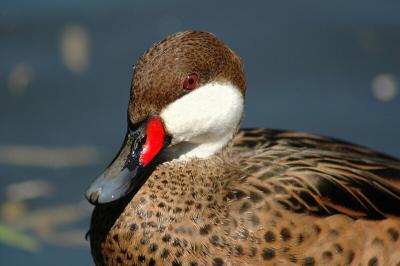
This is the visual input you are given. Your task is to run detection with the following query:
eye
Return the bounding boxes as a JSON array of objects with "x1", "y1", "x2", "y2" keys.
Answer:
[{"x1": 183, "y1": 73, "x2": 199, "y2": 90}]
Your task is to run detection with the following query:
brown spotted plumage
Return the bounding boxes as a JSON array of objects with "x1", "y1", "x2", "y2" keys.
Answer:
[{"x1": 87, "y1": 31, "x2": 400, "y2": 266}]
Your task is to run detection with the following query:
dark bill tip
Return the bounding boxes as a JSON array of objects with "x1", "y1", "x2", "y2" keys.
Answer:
[
  {"x1": 85, "y1": 117, "x2": 169, "y2": 205},
  {"x1": 85, "y1": 168, "x2": 138, "y2": 204}
]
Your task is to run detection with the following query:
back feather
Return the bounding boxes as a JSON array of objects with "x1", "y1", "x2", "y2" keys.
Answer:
[{"x1": 233, "y1": 129, "x2": 400, "y2": 219}]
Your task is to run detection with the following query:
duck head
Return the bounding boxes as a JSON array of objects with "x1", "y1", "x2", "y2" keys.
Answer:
[{"x1": 86, "y1": 31, "x2": 246, "y2": 204}]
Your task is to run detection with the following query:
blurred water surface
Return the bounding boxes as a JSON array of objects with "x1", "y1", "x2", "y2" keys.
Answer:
[{"x1": 1, "y1": 1, "x2": 400, "y2": 265}]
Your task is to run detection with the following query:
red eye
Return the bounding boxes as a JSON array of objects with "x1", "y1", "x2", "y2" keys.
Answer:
[{"x1": 183, "y1": 73, "x2": 199, "y2": 90}]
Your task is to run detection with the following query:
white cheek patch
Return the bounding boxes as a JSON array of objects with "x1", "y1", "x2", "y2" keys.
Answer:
[{"x1": 160, "y1": 82, "x2": 243, "y2": 159}]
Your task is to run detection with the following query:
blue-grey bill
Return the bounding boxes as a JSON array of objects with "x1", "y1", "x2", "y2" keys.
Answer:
[
  {"x1": 85, "y1": 128, "x2": 143, "y2": 205},
  {"x1": 85, "y1": 167, "x2": 137, "y2": 204}
]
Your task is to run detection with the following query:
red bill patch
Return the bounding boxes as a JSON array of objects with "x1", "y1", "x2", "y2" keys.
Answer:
[{"x1": 140, "y1": 117, "x2": 165, "y2": 166}]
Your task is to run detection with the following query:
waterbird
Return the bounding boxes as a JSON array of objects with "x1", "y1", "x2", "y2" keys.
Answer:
[{"x1": 86, "y1": 31, "x2": 400, "y2": 266}]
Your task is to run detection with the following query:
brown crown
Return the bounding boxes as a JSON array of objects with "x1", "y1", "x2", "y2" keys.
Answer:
[{"x1": 128, "y1": 31, "x2": 246, "y2": 124}]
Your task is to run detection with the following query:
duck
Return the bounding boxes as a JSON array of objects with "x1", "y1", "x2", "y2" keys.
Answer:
[{"x1": 85, "y1": 31, "x2": 400, "y2": 266}]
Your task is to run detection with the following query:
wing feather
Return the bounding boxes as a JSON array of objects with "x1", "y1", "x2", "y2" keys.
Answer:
[{"x1": 233, "y1": 128, "x2": 400, "y2": 219}]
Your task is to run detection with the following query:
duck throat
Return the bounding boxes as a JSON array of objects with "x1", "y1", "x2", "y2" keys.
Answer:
[
  {"x1": 160, "y1": 82, "x2": 244, "y2": 161},
  {"x1": 164, "y1": 133, "x2": 235, "y2": 160}
]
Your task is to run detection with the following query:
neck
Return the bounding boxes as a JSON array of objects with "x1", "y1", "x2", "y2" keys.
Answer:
[
  {"x1": 148, "y1": 156, "x2": 236, "y2": 201},
  {"x1": 165, "y1": 132, "x2": 236, "y2": 161}
]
